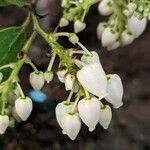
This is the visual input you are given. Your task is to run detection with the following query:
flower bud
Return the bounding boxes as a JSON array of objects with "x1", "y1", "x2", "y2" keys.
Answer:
[
  {"x1": 0, "y1": 115, "x2": 9, "y2": 134},
  {"x1": 69, "y1": 33, "x2": 79, "y2": 45},
  {"x1": 65, "y1": 74, "x2": 76, "y2": 91},
  {"x1": 102, "y1": 27, "x2": 119, "y2": 47},
  {"x1": 0, "y1": 72, "x2": 3, "y2": 82},
  {"x1": 57, "y1": 69, "x2": 68, "y2": 83},
  {"x1": 59, "y1": 18, "x2": 69, "y2": 27},
  {"x1": 61, "y1": 113, "x2": 81, "y2": 140},
  {"x1": 105, "y1": 74, "x2": 123, "y2": 108},
  {"x1": 121, "y1": 30, "x2": 134, "y2": 46},
  {"x1": 126, "y1": 15, "x2": 147, "y2": 38},
  {"x1": 29, "y1": 71, "x2": 45, "y2": 91},
  {"x1": 78, "y1": 97, "x2": 100, "y2": 131},
  {"x1": 55, "y1": 101, "x2": 73, "y2": 129},
  {"x1": 81, "y1": 51, "x2": 100, "y2": 64},
  {"x1": 99, "y1": 105, "x2": 112, "y2": 129},
  {"x1": 44, "y1": 71, "x2": 53, "y2": 83},
  {"x1": 98, "y1": 0, "x2": 113, "y2": 16},
  {"x1": 15, "y1": 96, "x2": 33, "y2": 121},
  {"x1": 74, "y1": 20, "x2": 86, "y2": 33},
  {"x1": 97, "y1": 22, "x2": 107, "y2": 39},
  {"x1": 107, "y1": 41, "x2": 120, "y2": 51},
  {"x1": 77, "y1": 62, "x2": 107, "y2": 99}
]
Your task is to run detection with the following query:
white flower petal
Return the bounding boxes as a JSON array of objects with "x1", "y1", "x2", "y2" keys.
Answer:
[
  {"x1": 77, "y1": 62, "x2": 107, "y2": 99},
  {"x1": 0, "y1": 115, "x2": 9, "y2": 134},
  {"x1": 59, "y1": 18, "x2": 69, "y2": 27},
  {"x1": 65, "y1": 74, "x2": 76, "y2": 91},
  {"x1": 15, "y1": 97, "x2": 33, "y2": 121},
  {"x1": 99, "y1": 105, "x2": 112, "y2": 129},
  {"x1": 55, "y1": 101, "x2": 73, "y2": 128},
  {"x1": 105, "y1": 74, "x2": 123, "y2": 108},
  {"x1": 78, "y1": 97, "x2": 100, "y2": 131},
  {"x1": 102, "y1": 27, "x2": 119, "y2": 47},
  {"x1": 29, "y1": 71, "x2": 45, "y2": 91},
  {"x1": 57, "y1": 69, "x2": 68, "y2": 83},
  {"x1": 126, "y1": 15, "x2": 147, "y2": 38},
  {"x1": 81, "y1": 51, "x2": 100, "y2": 64},
  {"x1": 74, "y1": 20, "x2": 86, "y2": 33},
  {"x1": 107, "y1": 41, "x2": 120, "y2": 51},
  {"x1": 44, "y1": 71, "x2": 53, "y2": 83},
  {"x1": 97, "y1": 22, "x2": 107, "y2": 40},
  {"x1": 98, "y1": 0, "x2": 113, "y2": 16},
  {"x1": 61, "y1": 113, "x2": 81, "y2": 140},
  {"x1": 121, "y1": 30, "x2": 134, "y2": 46}
]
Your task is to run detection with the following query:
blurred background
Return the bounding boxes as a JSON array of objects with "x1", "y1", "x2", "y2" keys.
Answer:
[{"x1": 0, "y1": 0, "x2": 150, "y2": 149}]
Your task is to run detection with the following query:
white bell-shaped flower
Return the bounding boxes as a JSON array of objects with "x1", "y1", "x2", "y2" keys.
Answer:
[
  {"x1": 98, "y1": 0, "x2": 113, "y2": 16},
  {"x1": 126, "y1": 15, "x2": 147, "y2": 38},
  {"x1": 44, "y1": 71, "x2": 53, "y2": 83},
  {"x1": 55, "y1": 101, "x2": 73, "y2": 128},
  {"x1": 105, "y1": 74, "x2": 123, "y2": 108},
  {"x1": 59, "y1": 18, "x2": 69, "y2": 27},
  {"x1": 29, "y1": 71, "x2": 45, "y2": 90},
  {"x1": 99, "y1": 105, "x2": 112, "y2": 129},
  {"x1": 57, "y1": 69, "x2": 68, "y2": 83},
  {"x1": 15, "y1": 96, "x2": 33, "y2": 121},
  {"x1": 65, "y1": 74, "x2": 76, "y2": 91},
  {"x1": 81, "y1": 51, "x2": 100, "y2": 64},
  {"x1": 97, "y1": 22, "x2": 107, "y2": 39},
  {"x1": 0, "y1": 72, "x2": 3, "y2": 82},
  {"x1": 102, "y1": 27, "x2": 119, "y2": 47},
  {"x1": 74, "y1": 20, "x2": 86, "y2": 33},
  {"x1": 107, "y1": 41, "x2": 120, "y2": 51},
  {"x1": 61, "y1": 112, "x2": 81, "y2": 140},
  {"x1": 78, "y1": 97, "x2": 100, "y2": 131},
  {"x1": 77, "y1": 62, "x2": 107, "y2": 99},
  {"x1": 0, "y1": 115, "x2": 9, "y2": 134},
  {"x1": 121, "y1": 30, "x2": 134, "y2": 46}
]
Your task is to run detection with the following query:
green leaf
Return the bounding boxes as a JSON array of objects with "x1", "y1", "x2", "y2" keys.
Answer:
[
  {"x1": 0, "y1": 26, "x2": 25, "y2": 79},
  {"x1": 0, "y1": 0, "x2": 25, "y2": 7}
]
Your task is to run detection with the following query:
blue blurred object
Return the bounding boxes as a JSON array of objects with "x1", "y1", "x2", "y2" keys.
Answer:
[{"x1": 28, "y1": 90, "x2": 48, "y2": 103}]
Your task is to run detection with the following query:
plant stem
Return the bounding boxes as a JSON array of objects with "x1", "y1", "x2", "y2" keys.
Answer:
[
  {"x1": 47, "y1": 54, "x2": 56, "y2": 71},
  {"x1": 71, "y1": 96, "x2": 80, "y2": 113}
]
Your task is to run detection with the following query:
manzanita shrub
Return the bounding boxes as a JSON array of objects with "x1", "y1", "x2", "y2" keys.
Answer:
[{"x1": 0, "y1": 0, "x2": 149, "y2": 140}]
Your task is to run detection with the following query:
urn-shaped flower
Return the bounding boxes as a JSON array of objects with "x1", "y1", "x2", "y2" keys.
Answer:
[
  {"x1": 78, "y1": 97, "x2": 100, "y2": 131},
  {"x1": 126, "y1": 15, "x2": 147, "y2": 38},
  {"x1": 61, "y1": 113, "x2": 81, "y2": 140},
  {"x1": 99, "y1": 105, "x2": 112, "y2": 129},
  {"x1": 74, "y1": 20, "x2": 86, "y2": 33},
  {"x1": 0, "y1": 115, "x2": 9, "y2": 134},
  {"x1": 15, "y1": 96, "x2": 33, "y2": 121},
  {"x1": 29, "y1": 71, "x2": 45, "y2": 90},
  {"x1": 105, "y1": 74, "x2": 123, "y2": 108},
  {"x1": 77, "y1": 62, "x2": 107, "y2": 99}
]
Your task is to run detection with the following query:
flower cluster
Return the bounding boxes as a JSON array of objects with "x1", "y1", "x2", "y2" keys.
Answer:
[
  {"x1": 55, "y1": 47, "x2": 123, "y2": 140},
  {"x1": 96, "y1": 0, "x2": 149, "y2": 50},
  {"x1": 60, "y1": 0, "x2": 150, "y2": 50}
]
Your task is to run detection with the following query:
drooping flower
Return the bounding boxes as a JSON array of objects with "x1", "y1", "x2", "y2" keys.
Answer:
[
  {"x1": 105, "y1": 74, "x2": 123, "y2": 108},
  {"x1": 121, "y1": 30, "x2": 135, "y2": 46},
  {"x1": 97, "y1": 22, "x2": 108, "y2": 39},
  {"x1": 15, "y1": 96, "x2": 33, "y2": 121},
  {"x1": 65, "y1": 74, "x2": 76, "y2": 91},
  {"x1": 101, "y1": 27, "x2": 119, "y2": 47},
  {"x1": 77, "y1": 62, "x2": 107, "y2": 99},
  {"x1": 98, "y1": 0, "x2": 113, "y2": 16},
  {"x1": 55, "y1": 101, "x2": 73, "y2": 129},
  {"x1": 0, "y1": 115, "x2": 9, "y2": 134},
  {"x1": 81, "y1": 51, "x2": 100, "y2": 64},
  {"x1": 78, "y1": 97, "x2": 100, "y2": 131},
  {"x1": 107, "y1": 41, "x2": 120, "y2": 51},
  {"x1": 59, "y1": 17, "x2": 69, "y2": 27},
  {"x1": 126, "y1": 15, "x2": 147, "y2": 38},
  {"x1": 99, "y1": 104, "x2": 112, "y2": 129},
  {"x1": 61, "y1": 112, "x2": 81, "y2": 140},
  {"x1": 74, "y1": 20, "x2": 86, "y2": 33},
  {"x1": 44, "y1": 70, "x2": 53, "y2": 83},
  {"x1": 57, "y1": 69, "x2": 68, "y2": 83},
  {"x1": 29, "y1": 71, "x2": 45, "y2": 90}
]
